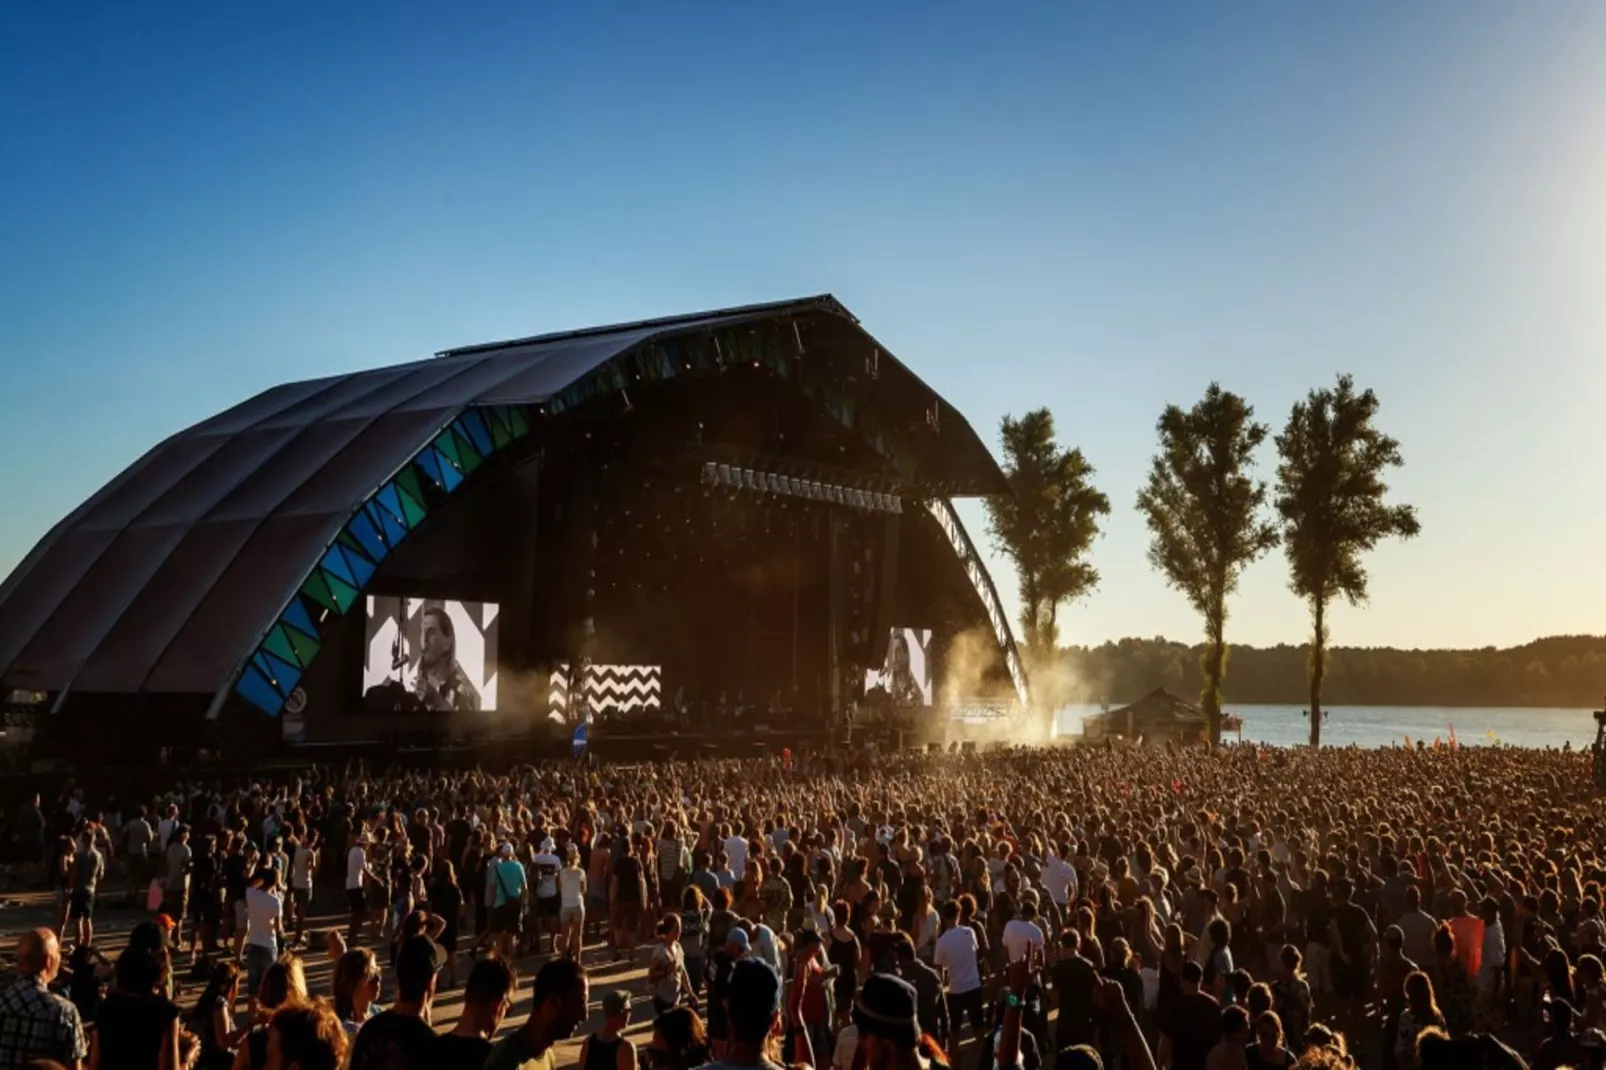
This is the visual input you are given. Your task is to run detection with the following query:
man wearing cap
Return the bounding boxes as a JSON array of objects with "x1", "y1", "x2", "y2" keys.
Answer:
[
  {"x1": 577, "y1": 990, "x2": 636, "y2": 1070},
  {"x1": 347, "y1": 935, "x2": 444, "y2": 1070},
  {"x1": 701, "y1": 959, "x2": 787, "y2": 1070},
  {"x1": 484, "y1": 958, "x2": 589, "y2": 1070},
  {"x1": 706, "y1": 927, "x2": 749, "y2": 1054},
  {"x1": 490, "y1": 842, "x2": 528, "y2": 963},
  {"x1": 346, "y1": 830, "x2": 377, "y2": 945},
  {"x1": 530, "y1": 837, "x2": 562, "y2": 956}
]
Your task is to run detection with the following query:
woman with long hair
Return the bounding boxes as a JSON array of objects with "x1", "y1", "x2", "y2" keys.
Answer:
[
  {"x1": 1244, "y1": 1010, "x2": 1295, "y2": 1069},
  {"x1": 1394, "y1": 971, "x2": 1445, "y2": 1070},
  {"x1": 189, "y1": 962, "x2": 251, "y2": 1070},
  {"x1": 643, "y1": 1006, "x2": 710, "y2": 1070},
  {"x1": 558, "y1": 846, "x2": 589, "y2": 961},
  {"x1": 234, "y1": 956, "x2": 308, "y2": 1070},
  {"x1": 91, "y1": 946, "x2": 181, "y2": 1070},
  {"x1": 331, "y1": 947, "x2": 382, "y2": 1039},
  {"x1": 680, "y1": 885, "x2": 710, "y2": 997},
  {"x1": 1427, "y1": 923, "x2": 1473, "y2": 1036},
  {"x1": 430, "y1": 860, "x2": 464, "y2": 987}
]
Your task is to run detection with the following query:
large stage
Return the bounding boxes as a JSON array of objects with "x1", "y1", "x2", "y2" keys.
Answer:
[{"x1": 0, "y1": 296, "x2": 1033, "y2": 768}]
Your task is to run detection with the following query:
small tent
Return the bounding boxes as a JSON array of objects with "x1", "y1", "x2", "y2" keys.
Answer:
[{"x1": 1081, "y1": 688, "x2": 1208, "y2": 745}]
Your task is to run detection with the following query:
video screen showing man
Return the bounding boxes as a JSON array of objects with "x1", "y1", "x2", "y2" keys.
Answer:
[
  {"x1": 863, "y1": 627, "x2": 934, "y2": 707},
  {"x1": 362, "y1": 597, "x2": 498, "y2": 713}
]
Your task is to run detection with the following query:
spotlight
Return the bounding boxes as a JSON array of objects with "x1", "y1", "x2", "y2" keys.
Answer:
[
  {"x1": 717, "y1": 464, "x2": 733, "y2": 486},
  {"x1": 765, "y1": 473, "x2": 780, "y2": 494},
  {"x1": 701, "y1": 462, "x2": 717, "y2": 485}
]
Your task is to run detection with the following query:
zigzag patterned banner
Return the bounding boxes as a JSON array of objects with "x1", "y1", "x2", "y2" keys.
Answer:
[{"x1": 550, "y1": 663, "x2": 662, "y2": 718}]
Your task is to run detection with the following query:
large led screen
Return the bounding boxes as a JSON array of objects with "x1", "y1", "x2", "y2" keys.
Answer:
[
  {"x1": 863, "y1": 627, "x2": 934, "y2": 707},
  {"x1": 362, "y1": 597, "x2": 498, "y2": 713}
]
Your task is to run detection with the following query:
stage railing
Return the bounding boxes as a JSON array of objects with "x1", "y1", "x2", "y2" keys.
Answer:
[{"x1": 926, "y1": 498, "x2": 1032, "y2": 710}]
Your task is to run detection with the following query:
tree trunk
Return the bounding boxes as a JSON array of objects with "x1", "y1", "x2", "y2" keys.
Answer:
[
  {"x1": 1202, "y1": 614, "x2": 1226, "y2": 748},
  {"x1": 1309, "y1": 595, "x2": 1326, "y2": 747}
]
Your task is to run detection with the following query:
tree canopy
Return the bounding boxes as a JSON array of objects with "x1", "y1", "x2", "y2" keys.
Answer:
[
  {"x1": 1275, "y1": 374, "x2": 1421, "y2": 744},
  {"x1": 1056, "y1": 634, "x2": 1606, "y2": 708},
  {"x1": 1136, "y1": 383, "x2": 1279, "y2": 743},
  {"x1": 984, "y1": 408, "x2": 1110, "y2": 654}
]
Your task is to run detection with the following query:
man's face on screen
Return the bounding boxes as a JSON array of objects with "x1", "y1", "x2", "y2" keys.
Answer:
[{"x1": 420, "y1": 611, "x2": 451, "y2": 669}]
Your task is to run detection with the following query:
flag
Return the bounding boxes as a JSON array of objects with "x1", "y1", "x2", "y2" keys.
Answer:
[
  {"x1": 1448, "y1": 722, "x2": 1458, "y2": 751},
  {"x1": 1404, "y1": 734, "x2": 1413, "y2": 751},
  {"x1": 572, "y1": 722, "x2": 588, "y2": 758}
]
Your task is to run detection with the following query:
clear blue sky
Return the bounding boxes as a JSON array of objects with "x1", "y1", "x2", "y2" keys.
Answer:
[{"x1": 3, "y1": 2, "x2": 1603, "y2": 652}]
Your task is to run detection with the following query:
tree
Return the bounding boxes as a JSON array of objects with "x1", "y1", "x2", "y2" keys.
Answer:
[
  {"x1": 1275, "y1": 374, "x2": 1421, "y2": 746},
  {"x1": 984, "y1": 409, "x2": 1111, "y2": 655},
  {"x1": 1135, "y1": 384, "x2": 1279, "y2": 744}
]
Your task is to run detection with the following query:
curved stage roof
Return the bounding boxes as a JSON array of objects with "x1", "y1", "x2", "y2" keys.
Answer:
[{"x1": 0, "y1": 296, "x2": 1010, "y2": 712}]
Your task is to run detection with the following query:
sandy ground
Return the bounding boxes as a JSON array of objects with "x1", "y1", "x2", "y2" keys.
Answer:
[{"x1": 0, "y1": 884, "x2": 659, "y2": 1067}]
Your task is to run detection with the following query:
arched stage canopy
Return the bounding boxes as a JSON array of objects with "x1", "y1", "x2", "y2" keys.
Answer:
[{"x1": 0, "y1": 296, "x2": 1027, "y2": 725}]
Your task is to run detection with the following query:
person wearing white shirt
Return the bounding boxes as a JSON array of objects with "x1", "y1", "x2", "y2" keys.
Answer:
[
  {"x1": 723, "y1": 831, "x2": 748, "y2": 882},
  {"x1": 1042, "y1": 845, "x2": 1078, "y2": 908},
  {"x1": 243, "y1": 869, "x2": 283, "y2": 1006},
  {"x1": 1002, "y1": 900, "x2": 1046, "y2": 964},
  {"x1": 344, "y1": 834, "x2": 373, "y2": 944},
  {"x1": 933, "y1": 901, "x2": 986, "y2": 1043}
]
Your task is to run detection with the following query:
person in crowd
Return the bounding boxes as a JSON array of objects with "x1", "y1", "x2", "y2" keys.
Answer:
[
  {"x1": 701, "y1": 958, "x2": 785, "y2": 1070},
  {"x1": 648, "y1": 913, "x2": 694, "y2": 1016},
  {"x1": 90, "y1": 946, "x2": 180, "y2": 1070},
  {"x1": 347, "y1": 936, "x2": 443, "y2": 1070},
  {"x1": 489, "y1": 843, "x2": 528, "y2": 964},
  {"x1": 557, "y1": 847, "x2": 588, "y2": 962},
  {"x1": 188, "y1": 962, "x2": 251, "y2": 1070},
  {"x1": 0, "y1": 929, "x2": 88, "y2": 1070},
  {"x1": 262, "y1": 1003, "x2": 347, "y2": 1070},
  {"x1": 577, "y1": 991, "x2": 636, "y2": 1070},
  {"x1": 242, "y1": 869, "x2": 284, "y2": 1011},
  {"x1": 331, "y1": 947, "x2": 384, "y2": 1039},
  {"x1": 1160, "y1": 961, "x2": 1221, "y2": 1070},
  {"x1": 427, "y1": 862, "x2": 463, "y2": 989},
  {"x1": 432, "y1": 956, "x2": 516, "y2": 1070},
  {"x1": 68, "y1": 830, "x2": 104, "y2": 951},
  {"x1": 483, "y1": 958, "x2": 589, "y2": 1070},
  {"x1": 235, "y1": 956, "x2": 309, "y2": 1070},
  {"x1": 643, "y1": 1006, "x2": 709, "y2": 1070}
]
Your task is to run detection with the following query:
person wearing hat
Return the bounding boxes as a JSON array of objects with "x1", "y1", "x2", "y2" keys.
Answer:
[
  {"x1": 530, "y1": 837, "x2": 563, "y2": 957},
  {"x1": 701, "y1": 959, "x2": 786, "y2": 1070},
  {"x1": 489, "y1": 842, "x2": 528, "y2": 963},
  {"x1": 347, "y1": 935, "x2": 444, "y2": 1070},
  {"x1": 851, "y1": 971, "x2": 947, "y2": 1070},
  {"x1": 577, "y1": 990, "x2": 636, "y2": 1070},
  {"x1": 706, "y1": 927, "x2": 750, "y2": 1056}
]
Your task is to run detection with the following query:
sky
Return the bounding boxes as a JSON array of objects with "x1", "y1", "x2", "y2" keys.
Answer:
[{"x1": 1, "y1": 1, "x2": 1603, "y2": 654}]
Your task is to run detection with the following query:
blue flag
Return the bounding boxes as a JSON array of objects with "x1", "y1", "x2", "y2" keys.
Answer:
[{"x1": 572, "y1": 721, "x2": 588, "y2": 758}]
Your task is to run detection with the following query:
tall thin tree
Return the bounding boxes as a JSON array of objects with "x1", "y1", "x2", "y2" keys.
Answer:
[
  {"x1": 984, "y1": 409, "x2": 1111, "y2": 656},
  {"x1": 1275, "y1": 374, "x2": 1421, "y2": 746},
  {"x1": 1136, "y1": 384, "x2": 1279, "y2": 745}
]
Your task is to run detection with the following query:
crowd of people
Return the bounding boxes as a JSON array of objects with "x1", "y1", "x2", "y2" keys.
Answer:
[{"x1": 4, "y1": 739, "x2": 1606, "y2": 1070}]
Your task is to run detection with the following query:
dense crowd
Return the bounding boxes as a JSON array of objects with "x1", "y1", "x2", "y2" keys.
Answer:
[{"x1": 4, "y1": 740, "x2": 1606, "y2": 1070}]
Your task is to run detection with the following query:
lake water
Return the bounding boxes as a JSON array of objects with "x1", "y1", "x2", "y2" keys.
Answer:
[{"x1": 1052, "y1": 703, "x2": 1601, "y2": 749}]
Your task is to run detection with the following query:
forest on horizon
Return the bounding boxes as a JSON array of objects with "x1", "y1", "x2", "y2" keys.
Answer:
[{"x1": 1054, "y1": 634, "x2": 1606, "y2": 709}]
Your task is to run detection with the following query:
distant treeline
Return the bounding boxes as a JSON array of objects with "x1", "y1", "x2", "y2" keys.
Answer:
[{"x1": 1058, "y1": 635, "x2": 1606, "y2": 709}]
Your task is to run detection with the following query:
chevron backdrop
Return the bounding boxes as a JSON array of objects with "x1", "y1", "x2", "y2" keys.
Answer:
[{"x1": 549, "y1": 662, "x2": 662, "y2": 721}]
